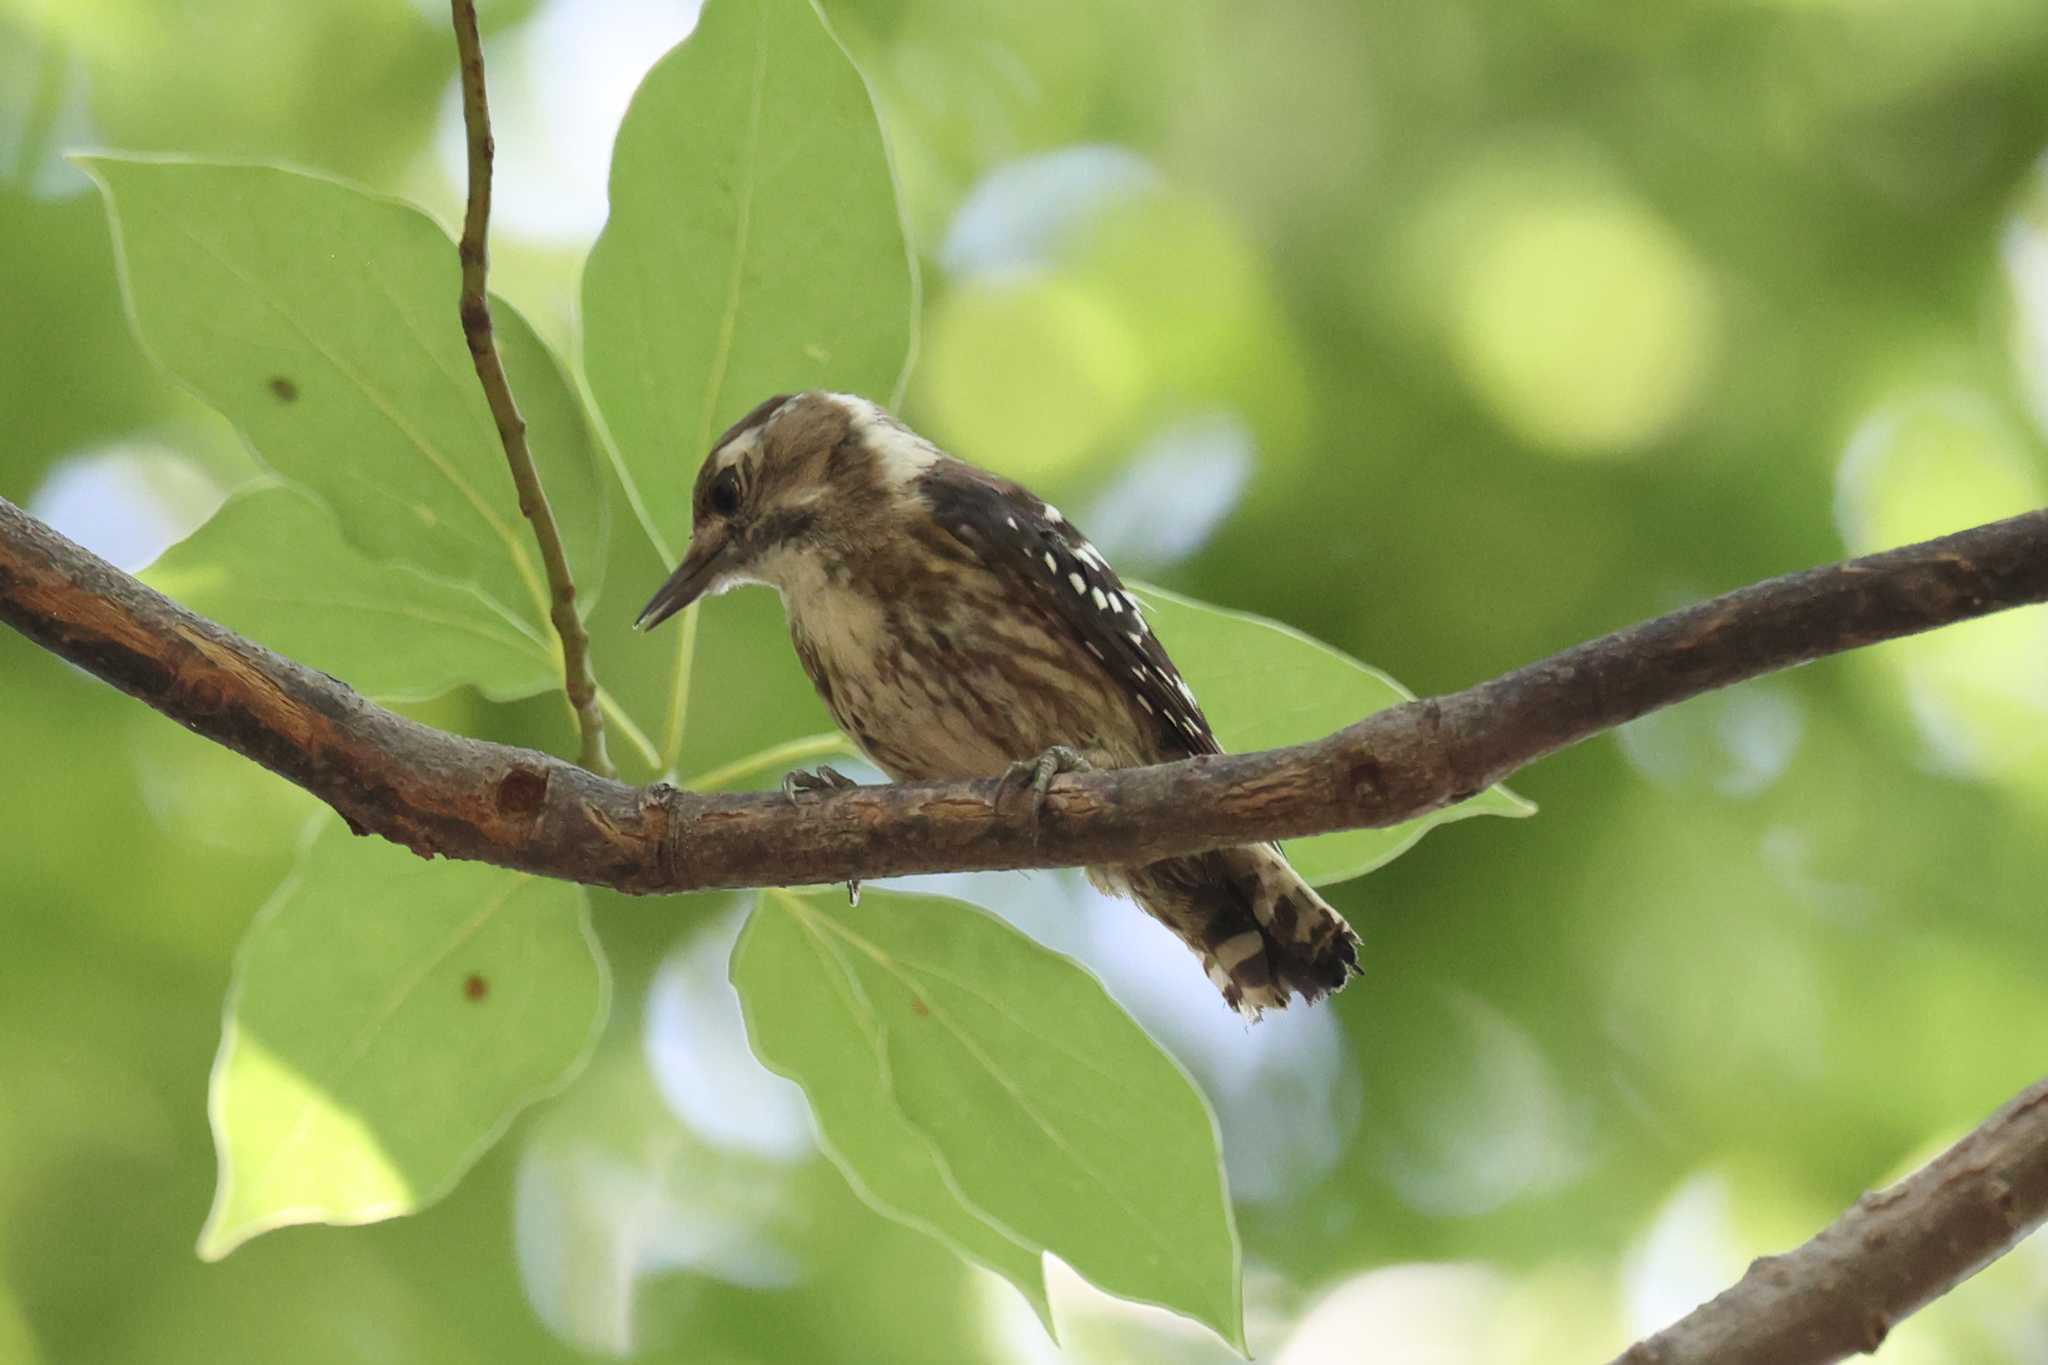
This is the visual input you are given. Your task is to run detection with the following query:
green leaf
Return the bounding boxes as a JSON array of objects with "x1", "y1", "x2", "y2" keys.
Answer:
[
  {"x1": 581, "y1": 0, "x2": 915, "y2": 770},
  {"x1": 732, "y1": 888, "x2": 1242, "y2": 1349},
  {"x1": 199, "y1": 822, "x2": 607, "y2": 1259},
  {"x1": 1134, "y1": 583, "x2": 1536, "y2": 886},
  {"x1": 143, "y1": 483, "x2": 556, "y2": 703},
  {"x1": 584, "y1": 0, "x2": 915, "y2": 564},
  {"x1": 733, "y1": 893, "x2": 1052, "y2": 1331},
  {"x1": 681, "y1": 731, "x2": 857, "y2": 791},
  {"x1": 0, "y1": 1278, "x2": 39, "y2": 1365},
  {"x1": 82, "y1": 155, "x2": 607, "y2": 654}
]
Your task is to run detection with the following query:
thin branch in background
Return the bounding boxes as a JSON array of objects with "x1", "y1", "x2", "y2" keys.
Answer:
[
  {"x1": 1612, "y1": 1076, "x2": 2048, "y2": 1365},
  {"x1": 448, "y1": 0, "x2": 612, "y2": 776}
]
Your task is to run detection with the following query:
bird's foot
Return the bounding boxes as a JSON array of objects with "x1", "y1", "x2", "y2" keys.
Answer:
[
  {"x1": 781, "y1": 765, "x2": 861, "y2": 904},
  {"x1": 997, "y1": 745, "x2": 1093, "y2": 827},
  {"x1": 781, "y1": 764, "x2": 857, "y2": 805}
]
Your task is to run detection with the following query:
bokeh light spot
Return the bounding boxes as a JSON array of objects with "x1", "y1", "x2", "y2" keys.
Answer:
[
  {"x1": 30, "y1": 441, "x2": 222, "y2": 570},
  {"x1": 1618, "y1": 681, "x2": 1805, "y2": 799},
  {"x1": 643, "y1": 905, "x2": 814, "y2": 1163},
  {"x1": 1376, "y1": 990, "x2": 1590, "y2": 1218},
  {"x1": 1835, "y1": 387, "x2": 2048, "y2": 786},
  {"x1": 916, "y1": 274, "x2": 1146, "y2": 480},
  {"x1": 1081, "y1": 413, "x2": 1253, "y2": 571},
  {"x1": 941, "y1": 144, "x2": 1159, "y2": 279},
  {"x1": 1444, "y1": 177, "x2": 1718, "y2": 458},
  {"x1": 431, "y1": 0, "x2": 705, "y2": 246},
  {"x1": 2002, "y1": 153, "x2": 2048, "y2": 441}
]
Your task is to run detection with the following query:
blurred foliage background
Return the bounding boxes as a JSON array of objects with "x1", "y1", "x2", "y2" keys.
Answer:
[{"x1": 7, "y1": 0, "x2": 2048, "y2": 1360}]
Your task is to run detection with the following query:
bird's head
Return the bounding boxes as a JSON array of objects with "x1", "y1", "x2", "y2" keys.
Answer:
[{"x1": 634, "y1": 391, "x2": 939, "y2": 630}]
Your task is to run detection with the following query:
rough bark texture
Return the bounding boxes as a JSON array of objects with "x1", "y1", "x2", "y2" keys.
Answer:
[
  {"x1": 4, "y1": 495, "x2": 2045, "y2": 895},
  {"x1": 1611, "y1": 1077, "x2": 2048, "y2": 1365}
]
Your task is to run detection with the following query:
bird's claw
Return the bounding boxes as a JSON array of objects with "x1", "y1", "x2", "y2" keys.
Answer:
[
  {"x1": 782, "y1": 765, "x2": 861, "y2": 904},
  {"x1": 997, "y1": 745, "x2": 1092, "y2": 827},
  {"x1": 781, "y1": 764, "x2": 857, "y2": 805}
]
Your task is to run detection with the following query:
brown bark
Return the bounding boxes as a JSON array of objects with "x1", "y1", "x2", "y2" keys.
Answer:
[{"x1": 1611, "y1": 1077, "x2": 2048, "y2": 1365}]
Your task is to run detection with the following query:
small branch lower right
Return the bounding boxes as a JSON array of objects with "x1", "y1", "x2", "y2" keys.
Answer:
[{"x1": 1610, "y1": 1075, "x2": 2048, "y2": 1365}]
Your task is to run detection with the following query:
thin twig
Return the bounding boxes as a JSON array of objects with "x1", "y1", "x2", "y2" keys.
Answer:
[
  {"x1": 448, "y1": 0, "x2": 611, "y2": 776},
  {"x1": 1611, "y1": 1075, "x2": 2048, "y2": 1365},
  {"x1": 3, "y1": 493, "x2": 2044, "y2": 893}
]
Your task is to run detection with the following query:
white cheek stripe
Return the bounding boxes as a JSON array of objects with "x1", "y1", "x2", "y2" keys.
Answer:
[{"x1": 822, "y1": 391, "x2": 941, "y2": 485}]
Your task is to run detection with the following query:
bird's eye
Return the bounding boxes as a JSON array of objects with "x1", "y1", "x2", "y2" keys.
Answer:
[{"x1": 709, "y1": 468, "x2": 742, "y2": 518}]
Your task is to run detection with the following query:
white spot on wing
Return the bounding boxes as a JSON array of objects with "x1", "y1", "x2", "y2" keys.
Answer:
[
  {"x1": 1068, "y1": 571, "x2": 1087, "y2": 595},
  {"x1": 1091, "y1": 587, "x2": 1109, "y2": 610},
  {"x1": 1042, "y1": 551, "x2": 1058, "y2": 573},
  {"x1": 1042, "y1": 503, "x2": 1064, "y2": 523}
]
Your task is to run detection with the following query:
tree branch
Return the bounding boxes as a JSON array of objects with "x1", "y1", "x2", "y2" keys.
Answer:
[
  {"x1": 1612, "y1": 1075, "x2": 2048, "y2": 1365},
  {"x1": 7, "y1": 498, "x2": 2046, "y2": 1354},
  {"x1": 9, "y1": 493, "x2": 2048, "y2": 1346},
  {"x1": 2, "y1": 493, "x2": 2044, "y2": 892},
  {"x1": 448, "y1": 0, "x2": 611, "y2": 776}
]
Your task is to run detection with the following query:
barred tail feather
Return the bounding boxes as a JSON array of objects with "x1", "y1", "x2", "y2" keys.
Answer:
[{"x1": 1096, "y1": 846, "x2": 1361, "y2": 1015}]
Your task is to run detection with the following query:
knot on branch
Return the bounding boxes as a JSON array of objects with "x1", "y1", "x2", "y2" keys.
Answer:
[{"x1": 494, "y1": 766, "x2": 548, "y2": 817}]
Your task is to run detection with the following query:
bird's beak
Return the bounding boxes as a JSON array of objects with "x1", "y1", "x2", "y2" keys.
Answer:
[{"x1": 635, "y1": 535, "x2": 728, "y2": 631}]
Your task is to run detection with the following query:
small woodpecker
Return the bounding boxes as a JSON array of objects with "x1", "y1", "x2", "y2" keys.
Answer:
[{"x1": 637, "y1": 391, "x2": 1360, "y2": 1013}]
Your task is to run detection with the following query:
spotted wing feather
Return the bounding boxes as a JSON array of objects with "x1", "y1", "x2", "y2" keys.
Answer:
[
  {"x1": 919, "y1": 465, "x2": 1219, "y2": 761},
  {"x1": 917, "y1": 457, "x2": 1359, "y2": 1015}
]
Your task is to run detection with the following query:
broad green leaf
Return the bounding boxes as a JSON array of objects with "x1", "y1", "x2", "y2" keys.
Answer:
[
  {"x1": 200, "y1": 823, "x2": 607, "y2": 1259},
  {"x1": 733, "y1": 888, "x2": 1243, "y2": 1349},
  {"x1": 0, "y1": 1279, "x2": 38, "y2": 1365},
  {"x1": 733, "y1": 891, "x2": 1053, "y2": 1331},
  {"x1": 1134, "y1": 583, "x2": 1536, "y2": 885},
  {"x1": 584, "y1": 0, "x2": 915, "y2": 563},
  {"x1": 83, "y1": 155, "x2": 607, "y2": 651},
  {"x1": 582, "y1": 0, "x2": 914, "y2": 770},
  {"x1": 589, "y1": 0, "x2": 917, "y2": 560},
  {"x1": 144, "y1": 483, "x2": 557, "y2": 703}
]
